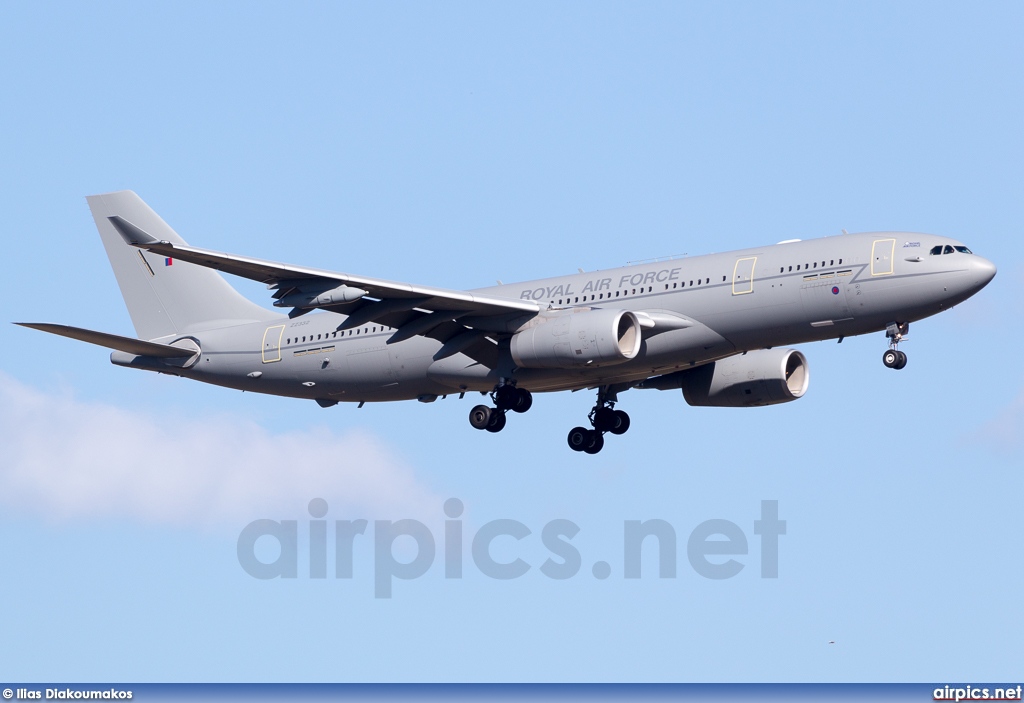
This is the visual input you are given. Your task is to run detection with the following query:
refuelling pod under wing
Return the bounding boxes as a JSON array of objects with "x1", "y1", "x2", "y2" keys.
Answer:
[
  {"x1": 510, "y1": 309, "x2": 642, "y2": 369},
  {"x1": 679, "y1": 348, "x2": 809, "y2": 407}
]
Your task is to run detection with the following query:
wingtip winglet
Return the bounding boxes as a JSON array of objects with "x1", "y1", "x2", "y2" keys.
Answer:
[{"x1": 108, "y1": 215, "x2": 160, "y2": 246}]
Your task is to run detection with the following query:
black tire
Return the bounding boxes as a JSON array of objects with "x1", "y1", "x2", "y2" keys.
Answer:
[
  {"x1": 567, "y1": 426, "x2": 589, "y2": 451},
  {"x1": 486, "y1": 410, "x2": 507, "y2": 433},
  {"x1": 583, "y1": 430, "x2": 604, "y2": 455},
  {"x1": 469, "y1": 404, "x2": 492, "y2": 430},
  {"x1": 882, "y1": 349, "x2": 899, "y2": 368},
  {"x1": 894, "y1": 351, "x2": 908, "y2": 370},
  {"x1": 494, "y1": 385, "x2": 517, "y2": 411},
  {"x1": 593, "y1": 407, "x2": 616, "y2": 432},
  {"x1": 609, "y1": 410, "x2": 631, "y2": 435},
  {"x1": 512, "y1": 387, "x2": 533, "y2": 413}
]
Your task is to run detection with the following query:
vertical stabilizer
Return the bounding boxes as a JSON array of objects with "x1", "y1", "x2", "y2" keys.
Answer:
[{"x1": 87, "y1": 191, "x2": 281, "y2": 340}]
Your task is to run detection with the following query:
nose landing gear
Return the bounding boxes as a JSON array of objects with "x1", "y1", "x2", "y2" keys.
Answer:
[
  {"x1": 567, "y1": 386, "x2": 630, "y2": 454},
  {"x1": 468, "y1": 383, "x2": 533, "y2": 433},
  {"x1": 882, "y1": 322, "x2": 909, "y2": 370}
]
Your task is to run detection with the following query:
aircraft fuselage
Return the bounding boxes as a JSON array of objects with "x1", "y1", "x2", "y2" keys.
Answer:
[{"x1": 124, "y1": 231, "x2": 994, "y2": 404}]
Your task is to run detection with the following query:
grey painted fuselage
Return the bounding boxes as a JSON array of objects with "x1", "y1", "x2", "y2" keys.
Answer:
[{"x1": 134, "y1": 231, "x2": 994, "y2": 404}]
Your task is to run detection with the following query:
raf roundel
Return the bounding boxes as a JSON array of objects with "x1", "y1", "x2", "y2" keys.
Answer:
[{"x1": 831, "y1": 286, "x2": 840, "y2": 295}]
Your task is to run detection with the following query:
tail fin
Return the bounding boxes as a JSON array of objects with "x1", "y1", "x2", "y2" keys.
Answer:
[{"x1": 87, "y1": 191, "x2": 281, "y2": 340}]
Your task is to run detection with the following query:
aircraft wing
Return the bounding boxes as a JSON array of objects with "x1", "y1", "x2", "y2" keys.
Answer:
[
  {"x1": 110, "y1": 216, "x2": 538, "y2": 316},
  {"x1": 109, "y1": 216, "x2": 539, "y2": 368}
]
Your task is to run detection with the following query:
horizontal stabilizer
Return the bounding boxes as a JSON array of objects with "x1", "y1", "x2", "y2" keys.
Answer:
[{"x1": 14, "y1": 323, "x2": 196, "y2": 358}]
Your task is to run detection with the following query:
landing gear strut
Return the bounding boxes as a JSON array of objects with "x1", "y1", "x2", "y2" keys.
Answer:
[
  {"x1": 468, "y1": 382, "x2": 533, "y2": 433},
  {"x1": 882, "y1": 322, "x2": 909, "y2": 370},
  {"x1": 567, "y1": 386, "x2": 630, "y2": 454}
]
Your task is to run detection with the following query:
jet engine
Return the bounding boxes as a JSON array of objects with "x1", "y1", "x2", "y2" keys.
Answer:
[
  {"x1": 679, "y1": 348, "x2": 809, "y2": 407},
  {"x1": 510, "y1": 309, "x2": 642, "y2": 369}
]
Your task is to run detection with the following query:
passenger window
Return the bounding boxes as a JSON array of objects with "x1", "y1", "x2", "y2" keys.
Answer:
[
  {"x1": 796, "y1": 265, "x2": 800, "y2": 271},
  {"x1": 838, "y1": 258, "x2": 842, "y2": 264},
  {"x1": 944, "y1": 245, "x2": 955, "y2": 254},
  {"x1": 830, "y1": 259, "x2": 834, "y2": 266},
  {"x1": 788, "y1": 266, "x2": 792, "y2": 272}
]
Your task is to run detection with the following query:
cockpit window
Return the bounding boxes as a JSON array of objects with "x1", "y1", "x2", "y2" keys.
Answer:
[
  {"x1": 943, "y1": 245, "x2": 955, "y2": 254},
  {"x1": 929, "y1": 246, "x2": 942, "y2": 255},
  {"x1": 955, "y1": 245, "x2": 972, "y2": 254}
]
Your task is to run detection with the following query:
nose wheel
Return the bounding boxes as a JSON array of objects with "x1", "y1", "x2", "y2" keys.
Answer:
[
  {"x1": 468, "y1": 383, "x2": 533, "y2": 433},
  {"x1": 882, "y1": 349, "x2": 907, "y2": 369},
  {"x1": 882, "y1": 322, "x2": 909, "y2": 370},
  {"x1": 567, "y1": 386, "x2": 630, "y2": 454}
]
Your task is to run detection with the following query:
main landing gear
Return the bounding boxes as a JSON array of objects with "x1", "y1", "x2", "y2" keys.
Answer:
[
  {"x1": 567, "y1": 387, "x2": 630, "y2": 455},
  {"x1": 468, "y1": 383, "x2": 533, "y2": 433},
  {"x1": 882, "y1": 322, "x2": 909, "y2": 370}
]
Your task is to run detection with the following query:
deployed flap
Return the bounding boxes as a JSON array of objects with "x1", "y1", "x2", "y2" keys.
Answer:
[{"x1": 14, "y1": 322, "x2": 196, "y2": 358}]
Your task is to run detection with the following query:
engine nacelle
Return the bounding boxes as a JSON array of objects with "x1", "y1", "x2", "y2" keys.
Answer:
[
  {"x1": 680, "y1": 348, "x2": 809, "y2": 407},
  {"x1": 510, "y1": 309, "x2": 642, "y2": 369}
]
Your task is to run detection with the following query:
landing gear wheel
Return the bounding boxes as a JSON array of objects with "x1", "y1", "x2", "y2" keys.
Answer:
[
  {"x1": 567, "y1": 426, "x2": 590, "y2": 452},
  {"x1": 486, "y1": 410, "x2": 507, "y2": 433},
  {"x1": 469, "y1": 404, "x2": 492, "y2": 430},
  {"x1": 511, "y1": 387, "x2": 533, "y2": 413},
  {"x1": 593, "y1": 407, "x2": 617, "y2": 432},
  {"x1": 494, "y1": 385, "x2": 518, "y2": 411},
  {"x1": 882, "y1": 349, "x2": 899, "y2": 368},
  {"x1": 609, "y1": 410, "x2": 630, "y2": 435},
  {"x1": 894, "y1": 351, "x2": 908, "y2": 370},
  {"x1": 583, "y1": 430, "x2": 604, "y2": 455}
]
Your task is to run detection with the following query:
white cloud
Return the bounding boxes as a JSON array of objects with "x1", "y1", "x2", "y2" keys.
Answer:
[{"x1": 0, "y1": 373, "x2": 442, "y2": 528}]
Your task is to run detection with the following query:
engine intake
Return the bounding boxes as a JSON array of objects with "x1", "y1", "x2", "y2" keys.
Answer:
[
  {"x1": 510, "y1": 309, "x2": 642, "y2": 369},
  {"x1": 679, "y1": 348, "x2": 809, "y2": 407}
]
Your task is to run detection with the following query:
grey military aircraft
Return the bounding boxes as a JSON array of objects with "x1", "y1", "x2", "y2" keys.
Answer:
[{"x1": 18, "y1": 191, "x2": 996, "y2": 454}]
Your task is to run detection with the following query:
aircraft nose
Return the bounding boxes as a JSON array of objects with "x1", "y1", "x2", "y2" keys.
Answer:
[{"x1": 971, "y1": 256, "x2": 997, "y2": 288}]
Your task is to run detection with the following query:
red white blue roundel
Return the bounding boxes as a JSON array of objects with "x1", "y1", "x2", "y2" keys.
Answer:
[{"x1": 831, "y1": 286, "x2": 840, "y2": 295}]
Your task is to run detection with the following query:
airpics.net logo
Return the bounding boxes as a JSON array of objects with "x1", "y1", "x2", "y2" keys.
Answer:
[{"x1": 236, "y1": 499, "x2": 786, "y2": 598}]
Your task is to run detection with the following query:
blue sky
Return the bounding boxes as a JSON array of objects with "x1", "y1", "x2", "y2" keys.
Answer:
[{"x1": 1, "y1": 1, "x2": 1021, "y2": 683}]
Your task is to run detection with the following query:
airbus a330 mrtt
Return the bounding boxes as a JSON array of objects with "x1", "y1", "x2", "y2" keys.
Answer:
[{"x1": 18, "y1": 191, "x2": 996, "y2": 454}]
